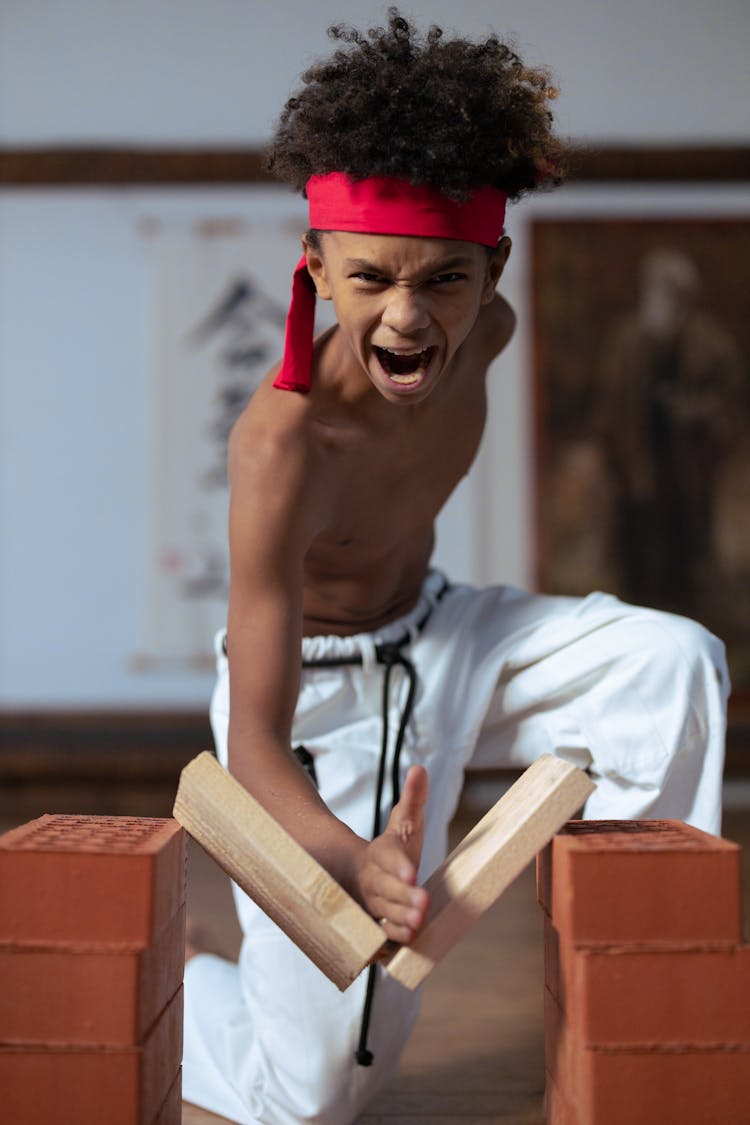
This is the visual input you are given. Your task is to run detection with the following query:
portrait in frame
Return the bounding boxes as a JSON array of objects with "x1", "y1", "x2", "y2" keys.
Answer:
[{"x1": 532, "y1": 214, "x2": 750, "y2": 702}]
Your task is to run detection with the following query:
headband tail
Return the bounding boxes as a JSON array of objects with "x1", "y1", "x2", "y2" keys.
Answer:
[{"x1": 273, "y1": 253, "x2": 316, "y2": 393}]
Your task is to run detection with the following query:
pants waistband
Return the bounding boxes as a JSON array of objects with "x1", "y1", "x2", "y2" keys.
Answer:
[
  {"x1": 216, "y1": 570, "x2": 450, "y2": 667},
  {"x1": 300, "y1": 571, "x2": 450, "y2": 669}
]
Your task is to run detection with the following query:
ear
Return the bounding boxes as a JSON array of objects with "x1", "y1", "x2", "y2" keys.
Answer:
[
  {"x1": 481, "y1": 236, "x2": 512, "y2": 304},
  {"x1": 302, "y1": 234, "x2": 333, "y2": 300}
]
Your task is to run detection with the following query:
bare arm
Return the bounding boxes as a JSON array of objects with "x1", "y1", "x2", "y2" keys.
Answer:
[
  {"x1": 224, "y1": 409, "x2": 361, "y2": 884},
  {"x1": 224, "y1": 402, "x2": 428, "y2": 939}
]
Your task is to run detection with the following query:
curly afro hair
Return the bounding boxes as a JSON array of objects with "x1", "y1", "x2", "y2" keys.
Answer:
[{"x1": 266, "y1": 8, "x2": 566, "y2": 202}]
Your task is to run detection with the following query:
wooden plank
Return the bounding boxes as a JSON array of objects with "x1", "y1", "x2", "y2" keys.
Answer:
[
  {"x1": 173, "y1": 752, "x2": 387, "y2": 990},
  {"x1": 383, "y1": 755, "x2": 595, "y2": 990}
]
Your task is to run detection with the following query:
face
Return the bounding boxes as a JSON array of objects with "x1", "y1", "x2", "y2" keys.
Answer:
[{"x1": 304, "y1": 231, "x2": 510, "y2": 403}]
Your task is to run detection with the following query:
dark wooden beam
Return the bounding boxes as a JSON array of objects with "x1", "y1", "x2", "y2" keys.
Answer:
[
  {"x1": 0, "y1": 710, "x2": 211, "y2": 780},
  {"x1": 0, "y1": 147, "x2": 274, "y2": 186},
  {"x1": 566, "y1": 144, "x2": 750, "y2": 183},
  {"x1": 0, "y1": 707, "x2": 746, "y2": 783},
  {"x1": 0, "y1": 710, "x2": 214, "y2": 822},
  {"x1": 0, "y1": 145, "x2": 748, "y2": 187}
]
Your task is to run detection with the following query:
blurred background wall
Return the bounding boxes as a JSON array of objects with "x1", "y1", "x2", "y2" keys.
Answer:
[{"x1": 1, "y1": 0, "x2": 748, "y2": 712}]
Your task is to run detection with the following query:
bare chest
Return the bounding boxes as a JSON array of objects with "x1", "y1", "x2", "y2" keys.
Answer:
[{"x1": 311, "y1": 387, "x2": 487, "y2": 558}]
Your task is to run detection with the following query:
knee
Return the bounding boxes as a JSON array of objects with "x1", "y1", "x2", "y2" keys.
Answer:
[
  {"x1": 582, "y1": 606, "x2": 726, "y2": 759},
  {"x1": 611, "y1": 606, "x2": 729, "y2": 751},
  {"x1": 590, "y1": 608, "x2": 728, "y2": 828},
  {"x1": 606, "y1": 602, "x2": 724, "y2": 685},
  {"x1": 646, "y1": 609, "x2": 729, "y2": 704}
]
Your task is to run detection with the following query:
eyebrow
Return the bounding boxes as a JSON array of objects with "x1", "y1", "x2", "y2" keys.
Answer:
[{"x1": 343, "y1": 255, "x2": 476, "y2": 274}]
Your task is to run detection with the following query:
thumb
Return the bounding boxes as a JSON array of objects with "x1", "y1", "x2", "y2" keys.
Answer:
[
  {"x1": 396, "y1": 765, "x2": 429, "y2": 822},
  {"x1": 388, "y1": 765, "x2": 429, "y2": 852}
]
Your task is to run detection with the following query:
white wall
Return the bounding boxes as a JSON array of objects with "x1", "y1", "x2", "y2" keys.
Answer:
[
  {"x1": 2, "y1": 0, "x2": 748, "y2": 144},
  {"x1": 1, "y1": 0, "x2": 748, "y2": 707}
]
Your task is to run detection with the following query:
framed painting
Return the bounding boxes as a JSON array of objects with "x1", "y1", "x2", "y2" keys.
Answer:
[{"x1": 532, "y1": 215, "x2": 750, "y2": 701}]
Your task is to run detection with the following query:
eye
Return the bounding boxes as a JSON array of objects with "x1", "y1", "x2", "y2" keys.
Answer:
[
  {"x1": 351, "y1": 271, "x2": 386, "y2": 284},
  {"x1": 431, "y1": 272, "x2": 467, "y2": 285}
]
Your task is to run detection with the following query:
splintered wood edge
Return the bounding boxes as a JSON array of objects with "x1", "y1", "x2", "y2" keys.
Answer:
[
  {"x1": 173, "y1": 752, "x2": 387, "y2": 989},
  {"x1": 384, "y1": 756, "x2": 595, "y2": 989}
]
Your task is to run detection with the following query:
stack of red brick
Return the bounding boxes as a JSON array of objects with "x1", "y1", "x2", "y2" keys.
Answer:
[
  {"x1": 538, "y1": 819, "x2": 750, "y2": 1124},
  {"x1": 0, "y1": 814, "x2": 186, "y2": 1125}
]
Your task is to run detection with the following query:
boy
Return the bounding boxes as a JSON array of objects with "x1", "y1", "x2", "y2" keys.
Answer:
[{"x1": 183, "y1": 11, "x2": 728, "y2": 1123}]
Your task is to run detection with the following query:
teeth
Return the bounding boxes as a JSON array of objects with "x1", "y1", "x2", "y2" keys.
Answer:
[{"x1": 374, "y1": 344, "x2": 435, "y2": 384}]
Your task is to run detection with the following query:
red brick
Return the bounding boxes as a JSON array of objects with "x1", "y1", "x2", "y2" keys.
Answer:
[
  {"x1": 0, "y1": 984, "x2": 182, "y2": 1125},
  {"x1": 0, "y1": 816, "x2": 186, "y2": 946},
  {"x1": 580, "y1": 1048, "x2": 750, "y2": 1125},
  {"x1": 545, "y1": 985, "x2": 566, "y2": 1083},
  {"x1": 151, "y1": 1067, "x2": 181, "y2": 1125},
  {"x1": 545, "y1": 1070, "x2": 581, "y2": 1125},
  {"x1": 537, "y1": 820, "x2": 742, "y2": 943},
  {"x1": 544, "y1": 913, "x2": 562, "y2": 998},
  {"x1": 548, "y1": 989, "x2": 750, "y2": 1124},
  {"x1": 0, "y1": 905, "x2": 185, "y2": 1046},
  {"x1": 538, "y1": 839, "x2": 553, "y2": 919},
  {"x1": 549, "y1": 927, "x2": 750, "y2": 1047}
]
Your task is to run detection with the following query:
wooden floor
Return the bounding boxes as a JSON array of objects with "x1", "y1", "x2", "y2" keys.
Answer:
[{"x1": 182, "y1": 796, "x2": 750, "y2": 1125}]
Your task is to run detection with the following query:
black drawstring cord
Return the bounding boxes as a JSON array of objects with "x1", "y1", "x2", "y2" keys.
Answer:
[
  {"x1": 302, "y1": 645, "x2": 419, "y2": 1066},
  {"x1": 383, "y1": 648, "x2": 418, "y2": 814},
  {"x1": 297, "y1": 578, "x2": 449, "y2": 1067},
  {"x1": 298, "y1": 645, "x2": 414, "y2": 1066},
  {"x1": 369, "y1": 645, "x2": 417, "y2": 837},
  {"x1": 354, "y1": 645, "x2": 418, "y2": 1066}
]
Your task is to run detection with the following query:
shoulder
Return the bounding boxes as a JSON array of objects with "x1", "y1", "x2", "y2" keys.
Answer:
[
  {"x1": 230, "y1": 327, "x2": 343, "y2": 468},
  {"x1": 472, "y1": 293, "x2": 516, "y2": 367},
  {"x1": 230, "y1": 378, "x2": 311, "y2": 474},
  {"x1": 228, "y1": 374, "x2": 334, "y2": 542},
  {"x1": 482, "y1": 293, "x2": 516, "y2": 352}
]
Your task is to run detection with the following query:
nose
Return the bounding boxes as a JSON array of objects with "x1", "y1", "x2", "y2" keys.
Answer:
[{"x1": 381, "y1": 285, "x2": 430, "y2": 336}]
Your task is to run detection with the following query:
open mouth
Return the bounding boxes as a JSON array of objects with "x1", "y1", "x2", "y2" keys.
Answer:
[{"x1": 373, "y1": 345, "x2": 437, "y2": 386}]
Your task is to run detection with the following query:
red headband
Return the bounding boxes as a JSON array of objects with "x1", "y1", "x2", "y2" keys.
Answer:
[{"x1": 273, "y1": 174, "x2": 508, "y2": 393}]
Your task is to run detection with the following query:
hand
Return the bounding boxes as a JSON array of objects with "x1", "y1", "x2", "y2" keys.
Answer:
[{"x1": 356, "y1": 765, "x2": 431, "y2": 944}]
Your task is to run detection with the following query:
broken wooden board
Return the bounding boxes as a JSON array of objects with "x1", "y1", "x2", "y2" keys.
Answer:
[
  {"x1": 174, "y1": 751, "x2": 594, "y2": 994},
  {"x1": 382, "y1": 754, "x2": 595, "y2": 990},
  {"x1": 173, "y1": 751, "x2": 388, "y2": 990}
]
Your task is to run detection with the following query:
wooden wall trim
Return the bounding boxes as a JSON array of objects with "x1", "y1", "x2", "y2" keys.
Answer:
[
  {"x1": 0, "y1": 145, "x2": 748, "y2": 187},
  {"x1": 0, "y1": 709, "x2": 747, "y2": 779},
  {"x1": 0, "y1": 707, "x2": 746, "y2": 827},
  {"x1": 566, "y1": 144, "x2": 750, "y2": 183},
  {"x1": 0, "y1": 148, "x2": 272, "y2": 186},
  {"x1": 0, "y1": 710, "x2": 212, "y2": 781}
]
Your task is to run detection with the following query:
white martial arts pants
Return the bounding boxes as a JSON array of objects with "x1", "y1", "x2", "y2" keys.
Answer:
[{"x1": 183, "y1": 576, "x2": 729, "y2": 1124}]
